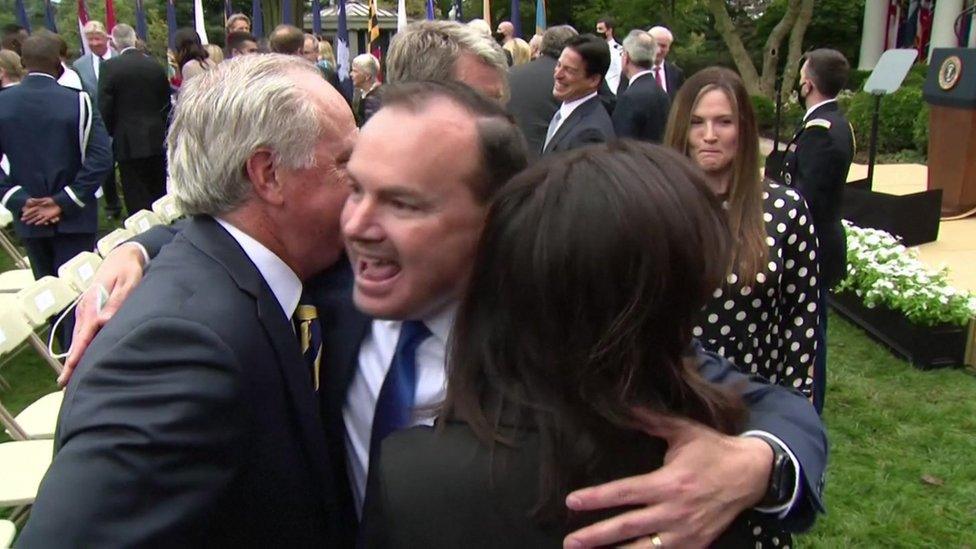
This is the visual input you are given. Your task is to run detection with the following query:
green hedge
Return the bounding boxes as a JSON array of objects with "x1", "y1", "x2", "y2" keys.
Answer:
[{"x1": 846, "y1": 67, "x2": 928, "y2": 155}]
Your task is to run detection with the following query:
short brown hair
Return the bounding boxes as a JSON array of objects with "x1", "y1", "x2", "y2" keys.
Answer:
[
  {"x1": 269, "y1": 24, "x2": 304, "y2": 55},
  {"x1": 803, "y1": 48, "x2": 850, "y2": 99}
]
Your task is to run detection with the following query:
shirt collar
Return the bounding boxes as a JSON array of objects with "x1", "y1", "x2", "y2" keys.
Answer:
[
  {"x1": 560, "y1": 91, "x2": 598, "y2": 120},
  {"x1": 120, "y1": 47, "x2": 137, "y2": 54},
  {"x1": 215, "y1": 217, "x2": 303, "y2": 320},
  {"x1": 374, "y1": 302, "x2": 457, "y2": 347},
  {"x1": 630, "y1": 69, "x2": 654, "y2": 83},
  {"x1": 804, "y1": 98, "x2": 837, "y2": 121},
  {"x1": 27, "y1": 72, "x2": 56, "y2": 80}
]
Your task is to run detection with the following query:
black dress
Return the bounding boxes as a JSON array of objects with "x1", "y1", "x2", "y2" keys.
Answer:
[
  {"x1": 693, "y1": 181, "x2": 820, "y2": 398},
  {"x1": 693, "y1": 181, "x2": 820, "y2": 549}
]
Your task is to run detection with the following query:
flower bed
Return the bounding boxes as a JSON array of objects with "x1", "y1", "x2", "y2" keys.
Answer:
[{"x1": 831, "y1": 222, "x2": 976, "y2": 368}]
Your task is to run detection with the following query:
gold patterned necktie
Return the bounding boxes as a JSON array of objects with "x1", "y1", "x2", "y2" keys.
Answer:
[{"x1": 295, "y1": 304, "x2": 322, "y2": 392}]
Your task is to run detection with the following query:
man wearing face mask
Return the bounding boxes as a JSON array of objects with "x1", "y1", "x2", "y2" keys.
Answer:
[{"x1": 779, "y1": 48, "x2": 854, "y2": 415}]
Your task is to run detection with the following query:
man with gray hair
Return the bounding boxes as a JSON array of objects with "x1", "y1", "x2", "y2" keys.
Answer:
[
  {"x1": 98, "y1": 23, "x2": 171, "y2": 215},
  {"x1": 648, "y1": 25, "x2": 684, "y2": 98},
  {"x1": 386, "y1": 20, "x2": 508, "y2": 102},
  {"x1": 506, "y1": 24, "x2": 578, "y2": 160},
  {"x1": 611, "y1": 29, "x2": 670, "y2": 142},
  {"x1": 19, "y1": 53, "x2": 357, "y2": 547},
  {"x1": 351, "y1": 53, "x2": 381, "y2": 126}
]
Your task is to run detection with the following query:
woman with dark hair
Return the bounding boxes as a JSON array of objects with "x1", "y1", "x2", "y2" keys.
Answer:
[
  {"x1": 361, "y1": 141, "x2": 757, "y2": 547},
  {"x1": 173, "y1": 28, "x2": 216, "y2": 86},
  {"x1": 665, "y1": 66, "x2": 820, "y2": 548}
]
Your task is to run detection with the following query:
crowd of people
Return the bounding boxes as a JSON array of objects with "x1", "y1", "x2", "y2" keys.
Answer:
[{"x1": 0, "y1": 12, "x2": 857, "y2": 548}]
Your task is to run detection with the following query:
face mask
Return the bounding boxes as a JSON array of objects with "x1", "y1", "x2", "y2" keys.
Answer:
[
  {"x1": 493, "y1": 32, "x2": 506, "y2": 44},
  {"x1": 596, "y1": 31, "x2": 608, "y2": 39}
]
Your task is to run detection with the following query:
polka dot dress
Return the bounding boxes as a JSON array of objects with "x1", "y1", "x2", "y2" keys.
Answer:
[
  {"x1": 692, "y1": 181, "x2": 819, "y2": 399},
  {"x1": 692, "y1": 181, "x2": 820, "y2": 549}
]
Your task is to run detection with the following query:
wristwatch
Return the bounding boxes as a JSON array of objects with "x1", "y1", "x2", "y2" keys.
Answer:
[{"x1": 759, "y1": 439, "x2": 796, "y2": 508}]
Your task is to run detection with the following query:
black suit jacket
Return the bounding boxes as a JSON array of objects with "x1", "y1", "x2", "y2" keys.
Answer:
[
  {"x1": 612, "y1": 72, "x2": 671, "y2": 142},
  {"x1": 506, "y1": 55, "x2": 560, "y2": 161},
  {"x1": 98, "y1": 49, "x2": 172, "y2": 161},
  {"x1": 20, "y1": 216, "x2": 344, "y2": 548},
  {"x1": 362, "y1": 419, "x2": 756, "y2": 548},
  {"x1": 542, "y1": 95, "x2": 616, "y2": 155},
  {"x1": 779, "y1": 101, "x2": 854, "y2": 288},
  {"x1": 662, "y1": 60, "x2": 685, "y2": 99}
]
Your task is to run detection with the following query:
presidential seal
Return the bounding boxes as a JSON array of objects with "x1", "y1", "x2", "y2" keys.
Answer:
[{"x1": 939, "y1": 55, "x2": 962, "y2": 91}]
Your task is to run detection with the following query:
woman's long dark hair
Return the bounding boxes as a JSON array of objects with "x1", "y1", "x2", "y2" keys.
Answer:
[
  {"x1": 173, "y1": 28, "x2": 208, "y2": 69},
  {"x1": 441, "y1": 140, "x2": 746, "y2": 521}
]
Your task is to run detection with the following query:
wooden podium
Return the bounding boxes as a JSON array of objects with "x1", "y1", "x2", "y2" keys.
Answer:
[{"x1": 925, "y1": 49, "x2": 976, "y2": 216}]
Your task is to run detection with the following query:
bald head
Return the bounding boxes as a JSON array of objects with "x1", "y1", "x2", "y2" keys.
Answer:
[{"x1": 20, "y1": 34, "x2": 62, "y2": 76}]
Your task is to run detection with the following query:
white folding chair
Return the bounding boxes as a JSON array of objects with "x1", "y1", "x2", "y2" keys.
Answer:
[
  {"x1": 13, "y1": 277, "x2": 79, "y2": 374},
  {"x1": 0, "y1": 269, "x2": 34, "y2": 293},
  {"x1": 57, "y1": 251, "x2": 102, "y2": 293},
  {"x1": 123, "y1": 209, "x2": 162, "y2": 235},
  {"x1": 97, "y1": 227, "x2": 135, "y2": 257},
  {"x1": 0, "y1": 519, "x2": 15, "y2": 549},
  {"x1": 151, "y1": 194, "x2": 182, "y2": 224},
  {"x1": 1, "y1": 391, "x2": 63, "y2": 440},
  {"x1": 0, "y1": 296, "x2": 62, "y2": 376},
  {"x1": 0, "y1": 438, "x2": 55, "y2": 508},
  {"x1": 0, "y1": 207, "x2": 28, "y2": 270}
]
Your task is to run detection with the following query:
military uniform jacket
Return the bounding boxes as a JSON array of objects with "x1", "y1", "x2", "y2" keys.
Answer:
[{"x1": 780, "y1": 100, "x2": 854, "y2": 288}]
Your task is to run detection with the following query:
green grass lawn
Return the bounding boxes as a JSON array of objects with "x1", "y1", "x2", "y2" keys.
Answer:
[{"x1": 1, "y1": 210, "x2": 974, "y2": 545}]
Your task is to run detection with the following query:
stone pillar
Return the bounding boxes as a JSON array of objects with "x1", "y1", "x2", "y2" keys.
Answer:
[
  {"x1": 859, "y1": 0, "x2": 887, "y2": 70},
  {"x1": 929, "y1": 0, "x2": 964, "y2": 62}
]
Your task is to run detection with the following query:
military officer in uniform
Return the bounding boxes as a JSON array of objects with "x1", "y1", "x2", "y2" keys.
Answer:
[{"x1": 780, "y1": 48, "x2": 854, "y2": 415}]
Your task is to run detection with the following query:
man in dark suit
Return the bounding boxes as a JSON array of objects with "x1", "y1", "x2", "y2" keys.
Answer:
[
  {"x1": 0, "y1": 34, "x2": 111, "y2": 285},
  {"x1": 73, "y1": 19, "x2": 123, "y2": 218},
  {"x1": 780, "y1": 48, "x2": 854, "y2": 414},
  {"x1": 18, "y1": 54, "x2": 357, "y2": 547},
  {"x1": 506, "y1": 25, "x2": 577, "y2": 161},
  {"x1": 612, "y1": 29, "x2": 671, "y2": 142},
  {"x1": 99, "y1": 24, "x2": 171, "y2": 216},
  {"x1": 542, "y1": 34, "x2": 615, "y2": 156},
  {"x1": 648, "y1": 25, "x2": 685, "y2": 99}
]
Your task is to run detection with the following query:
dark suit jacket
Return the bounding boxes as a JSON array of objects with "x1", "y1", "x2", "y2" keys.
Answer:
[
  {"x1": 506, "y1": 55, "x2": 559, "y2": 161},
  {"x1": 779, "y1": 101, "x2": 854, "y2": 288},
  {"x1": 98, "y1": 49, "x2": 172, "y2": 161},
  {"x1": 0, "y1": 74, "x2": 112, "y2": 238},
  {"x1": 542, "y1": 95, "x2": 616, "y2": 155},
  {"x1": 355, "y1": 84, "x2": 383, "y2": 127},
  {"x1": 19, "y1": 216, "x2": 344, "y2": 548},
  {"x1": 130, "y1": 229, "x2": 829, "y2": 537},
  {"x1": 362, "y1": 419, "x2": 755, "y2": 548},
  {"x1": 662, "y1": 60, "x2": 685, "y2": 99},
  {"x1": 612, "y1": 72, "x2": 671, "y2": 142}
]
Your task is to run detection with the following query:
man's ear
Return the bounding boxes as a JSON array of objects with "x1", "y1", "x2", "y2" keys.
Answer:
[{"x1": 245, "y1": 149, "x2": 285, "y2": 206}]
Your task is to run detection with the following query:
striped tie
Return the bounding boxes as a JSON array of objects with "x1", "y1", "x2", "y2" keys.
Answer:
[{"x1": 295, "y1": 304, "x2": 322, "y2": 392}]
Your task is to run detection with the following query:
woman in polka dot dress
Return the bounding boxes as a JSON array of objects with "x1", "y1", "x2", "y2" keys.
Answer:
[{"x1": 664, "y1": 67, "x2": 819, "y2": 549}]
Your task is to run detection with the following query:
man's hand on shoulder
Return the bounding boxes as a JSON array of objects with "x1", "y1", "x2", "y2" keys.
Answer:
[
  {"x1": 563, "y1": 409, "x2": 772, "y2": 548},
  {"x1": 61, "y1": 242, "x2": 148, "y2": 386}
]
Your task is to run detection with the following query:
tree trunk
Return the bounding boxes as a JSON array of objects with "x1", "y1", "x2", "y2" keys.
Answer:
[
  {"x1": 758, "y1": 0, "x2": 801, "y2": 98},
  {"x1": 706, "y1": 0, "x2": 762, "y2": 96},
  {"x1": 780, "y1": 0, "x2": 815, "y2": 103}
]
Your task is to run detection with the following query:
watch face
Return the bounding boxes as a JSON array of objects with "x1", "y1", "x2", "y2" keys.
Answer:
[{"x1": 939, "y1": 56, "x2": 962, "y2": 91}]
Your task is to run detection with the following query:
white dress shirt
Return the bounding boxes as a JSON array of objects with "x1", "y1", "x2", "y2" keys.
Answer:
[
  {"x1": 215, "y1": 218, "x2": 302, "y2": 321},
  {"x1": 651, "y1": 62, "x2": 668, "y2": 94},
  {"x1": 552, "y1": 91, "x2": 599, "y2": 138},
  {"x1": 343, "y1": 304, "x2": 456, "y2": 513},
  {"x1": 92, "y1": 50, "x2": 113, "y2": 81},
  {"x1": 58, "y1": 63, "x2": 83, "y2": 91},
  {"x1": 604, "y1": 38, "x2": 623, "y2": 94}
]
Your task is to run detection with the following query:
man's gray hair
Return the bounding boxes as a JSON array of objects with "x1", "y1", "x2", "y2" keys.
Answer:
[
  {"x1": 351, "y1": 53, "x2": 380, "y2": 79},
  {"x1": 622, "y1": 30, "x2": 658, "y2": 70},
  {"x1": 540, "y1": 25, "x2": 578, "y2": 59},
  {"x1": 386, "y1": 20, "x2": 507, "y2": 90},
  {"x1": 648, "y1": 26, "x2": 674, "y2": 41},
  {"x1": 82, "y1": 20, "x2": 106, "y2": 36},
  {"x1": 167, "y1": 54, "x2": 326, "y2": 216},
  {"x1": 111, "y1": 24, "x2": 136, "y2": 50}
]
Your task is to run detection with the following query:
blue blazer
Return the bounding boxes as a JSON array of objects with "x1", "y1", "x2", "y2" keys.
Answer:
[
  {"x1": 0, "y1": 74, "x2": 112, "y2": 237},
  {"x1": 542, "y1": 95, "x2": 616, "y2": 155},
  {"x1": 20, "y1": 216, "x2": 345, "y2": 547}
]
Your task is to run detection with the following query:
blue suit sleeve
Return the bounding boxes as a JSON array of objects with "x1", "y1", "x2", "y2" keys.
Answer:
[
  {"x1": 692, "y1": 339, "x2": 827, "y2": 531},
  {"x1": 52, "y1": 96, "x2": 112, "y2": 217}
]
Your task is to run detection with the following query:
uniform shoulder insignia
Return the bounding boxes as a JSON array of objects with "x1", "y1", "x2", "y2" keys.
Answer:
[{"x1": 805, "y1": 118, "x2": 832, "y2": 130}]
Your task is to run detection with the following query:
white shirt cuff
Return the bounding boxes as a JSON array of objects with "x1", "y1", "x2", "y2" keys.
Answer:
[
  {"x1": 117, "y1": 241, "x2": 150, "y2": 269},
  {"x1": 741, "y1": 430, "x2": 801, "y2": 518}
]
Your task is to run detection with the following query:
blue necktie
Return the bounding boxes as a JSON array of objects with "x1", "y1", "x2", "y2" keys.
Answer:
[{"x1": 369, "y1": 320, "x2": 432, "y2": 462}]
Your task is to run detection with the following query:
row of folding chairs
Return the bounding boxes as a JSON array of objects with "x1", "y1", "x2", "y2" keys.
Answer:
[{"x1": 0, "y1": 195, "x2": 183, "y2": 529}]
